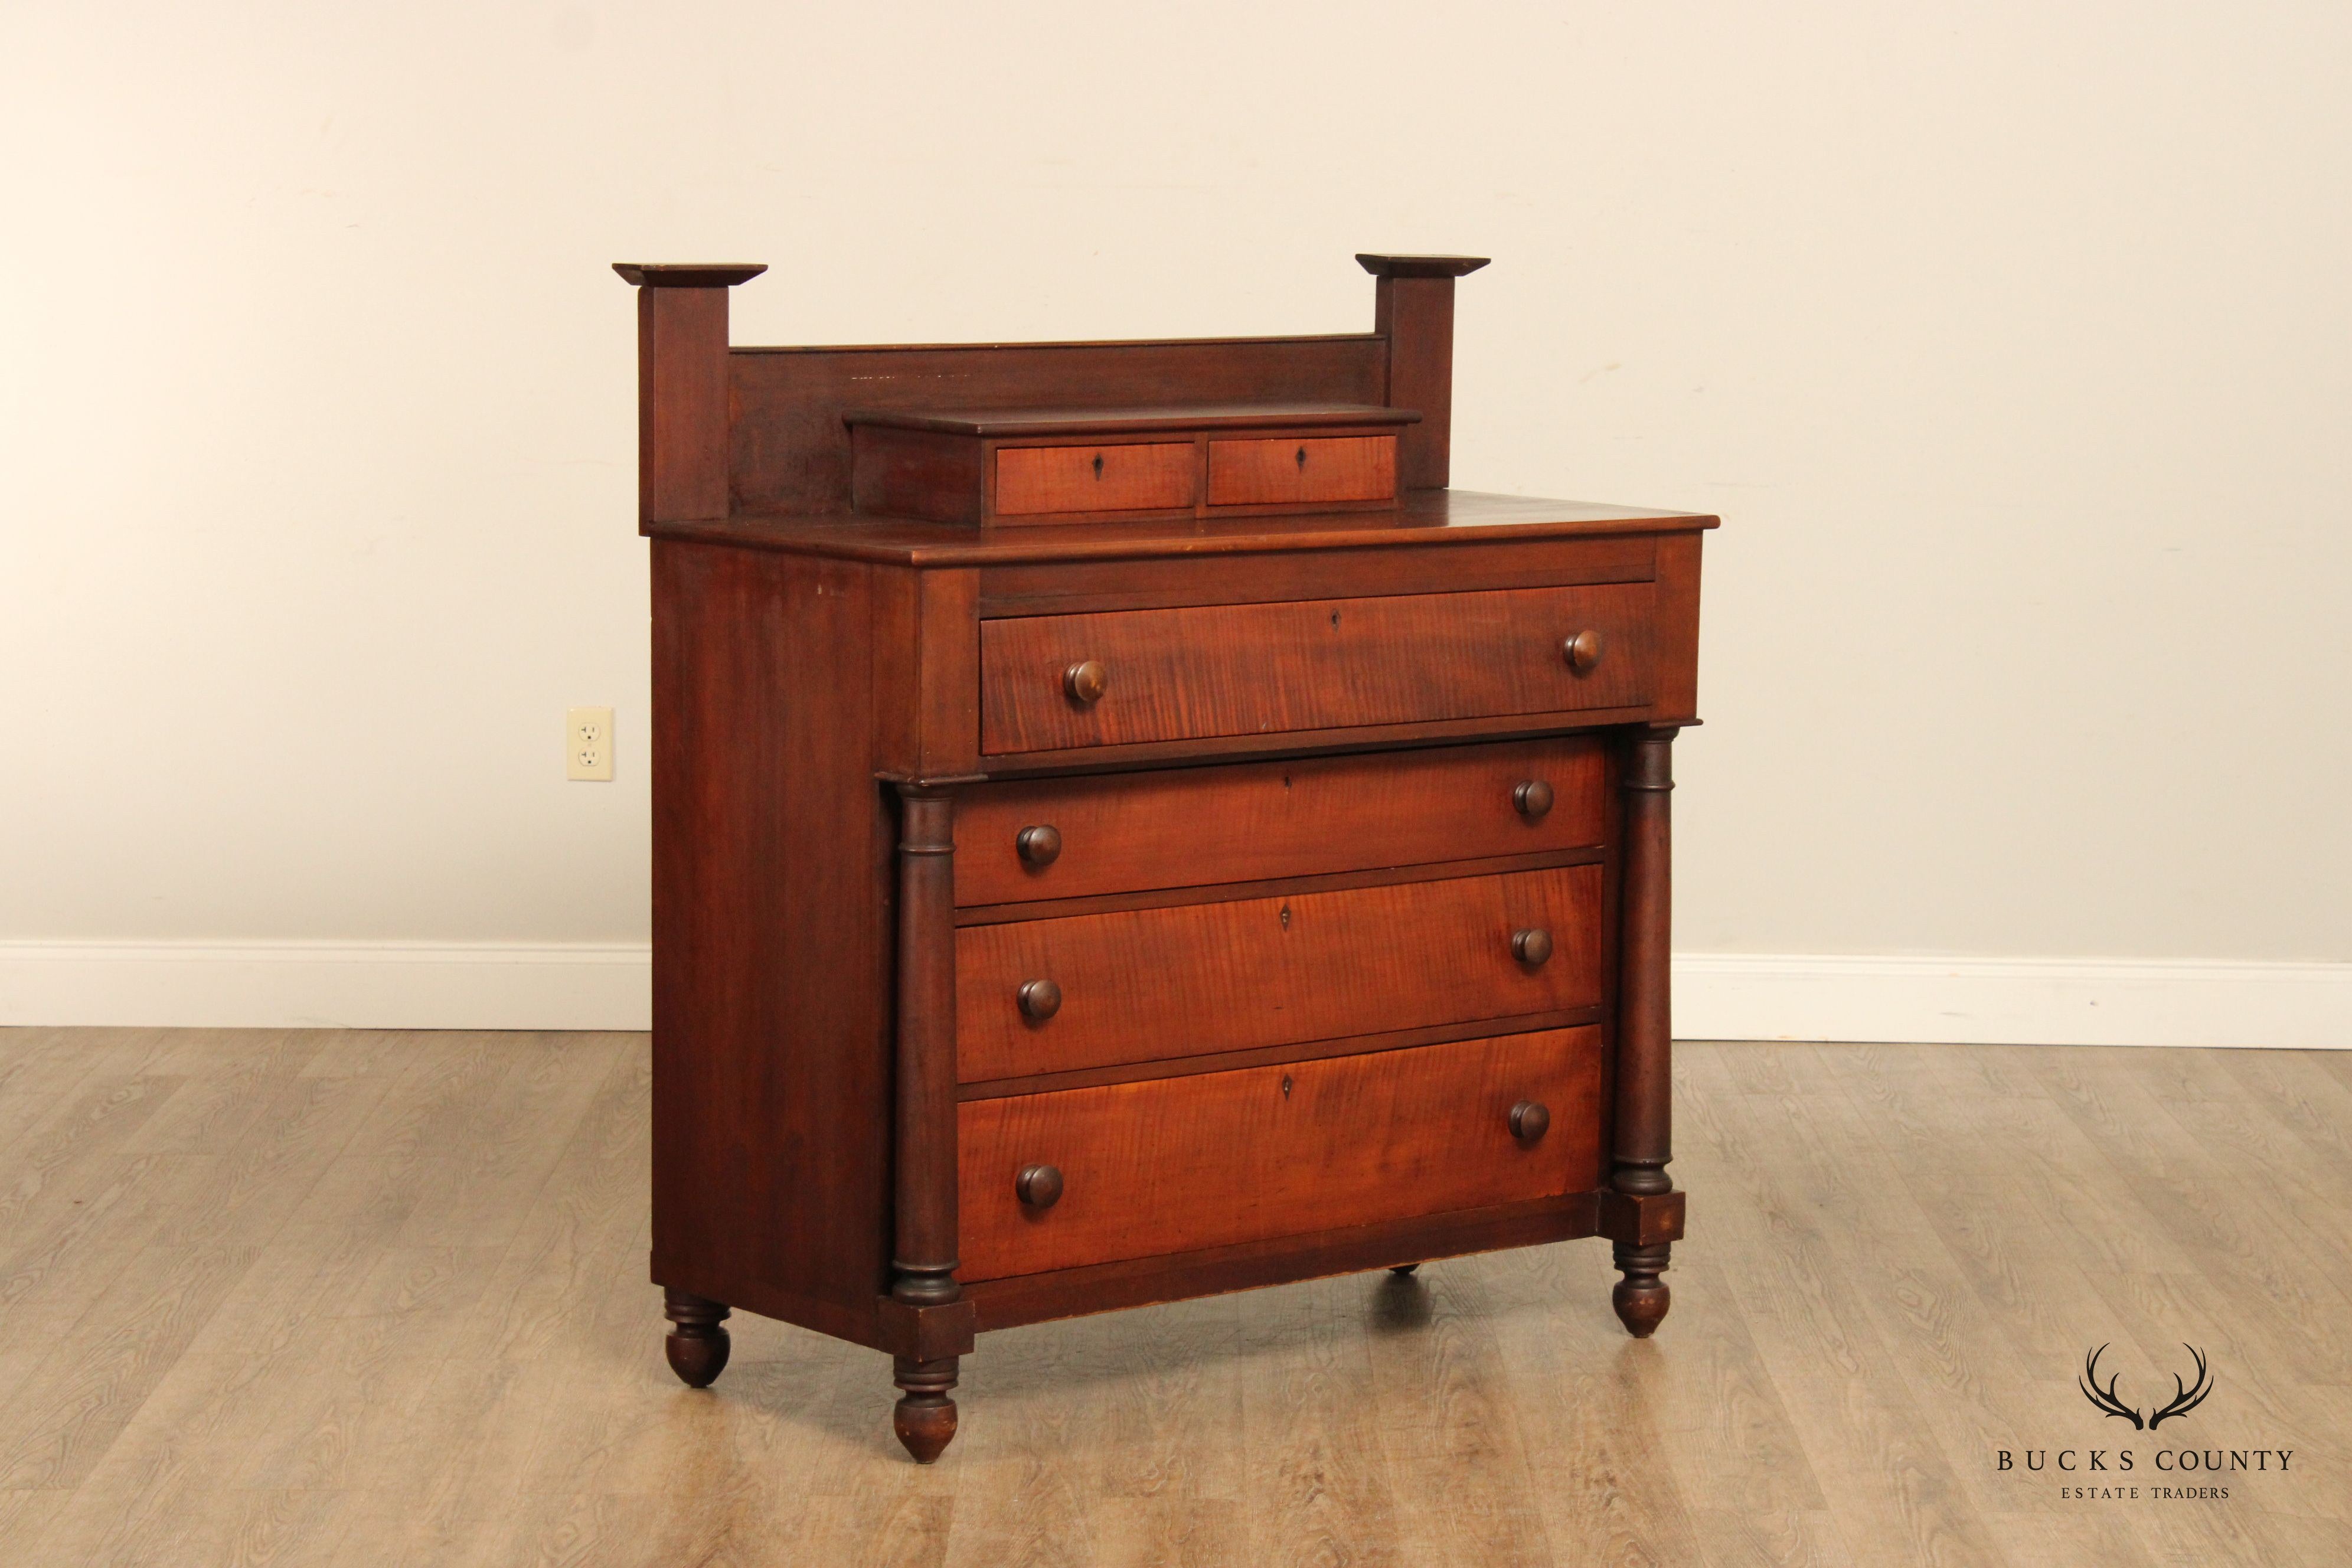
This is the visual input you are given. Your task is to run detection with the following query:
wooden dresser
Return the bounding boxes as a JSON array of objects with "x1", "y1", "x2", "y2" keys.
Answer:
[{"x1": 618, "y1": 254, "x2": 1712, "y2": 1462}]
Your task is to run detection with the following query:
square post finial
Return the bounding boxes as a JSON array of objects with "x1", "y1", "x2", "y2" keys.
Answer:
[
  {"x1": 613, "y1": 264, "x2": 767, "y2": 524},
  {"x1": 1357, "y1": 254, "x2": 1489, "y2": 491}
]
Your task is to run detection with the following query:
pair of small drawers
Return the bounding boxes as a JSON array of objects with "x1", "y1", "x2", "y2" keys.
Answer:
[
  {"x1": 997, "y1": 435, "x2": 1397, "y2": 516},
  {"x1": 952, "y1": 737, "x2": 1611, "y2": 1280}
]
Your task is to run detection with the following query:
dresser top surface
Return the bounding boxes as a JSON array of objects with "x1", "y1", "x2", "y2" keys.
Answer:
[{"x1": 646, "y1": 489, "x2": 1717, "y2": 567}]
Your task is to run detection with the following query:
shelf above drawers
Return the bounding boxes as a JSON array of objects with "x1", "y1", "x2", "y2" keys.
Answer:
[{"x1": 846, "y1": 403, "x2": 1418, "y2": 527}]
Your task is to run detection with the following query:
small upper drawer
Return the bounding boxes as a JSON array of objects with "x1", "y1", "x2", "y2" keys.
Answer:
[
  {"x1": 1207, "y1": 435, "x2": 1395, "y2": 507},
  {"x1": 954, "y1": 737, "x2": 1607, "y2": 907},
  {"x1": 997, "y1": 443, "x2": 1195, "y2": 516},
  {"x1": 979, "y1": 582, "x2": 1655, "y2": 754},
  {"x1": 958, "y1": 1026, "x2": 1603, "y2": 1279}
]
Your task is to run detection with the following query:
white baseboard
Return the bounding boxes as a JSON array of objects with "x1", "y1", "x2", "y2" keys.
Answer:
[
  {"x1": 0, "y1": 940, "x2": 652, "y2": 1031},
  {"x1": 1673, "y1": 953, "x2": 2351, "y2": 1049},
  {"x1": 0, "y1": 942, "x2": 2345, "y2": 1046}
]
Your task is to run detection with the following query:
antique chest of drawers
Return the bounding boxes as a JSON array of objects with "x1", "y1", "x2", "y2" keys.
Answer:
[{"x1": 618, "y1": 254, "x2": 1711, "y2": 1461}]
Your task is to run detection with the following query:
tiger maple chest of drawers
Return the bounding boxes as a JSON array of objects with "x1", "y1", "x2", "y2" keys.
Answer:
[{"x1": 619, "y1": 253, "x2": 1711, "y2": 1461}]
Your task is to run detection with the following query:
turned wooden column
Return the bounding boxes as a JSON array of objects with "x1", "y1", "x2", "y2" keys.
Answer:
[
  {"x1": 1609, "y1": 724, "x2": 1682, "y2": 1335},
  {"x1": 890, "y1": 783, "x2": 963, "y2": 1462}
]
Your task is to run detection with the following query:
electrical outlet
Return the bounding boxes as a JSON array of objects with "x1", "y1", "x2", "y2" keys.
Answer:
[{"x1": 567, "y1": 705, "x2": 614, "y2": 781}]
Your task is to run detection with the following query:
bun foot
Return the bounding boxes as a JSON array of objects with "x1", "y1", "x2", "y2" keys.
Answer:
[
  {"x1": 892, "y1": 1354, "x2": 960, "y2": 1464},
  {"x1": 1612, "y1": 1242, "x2": 1671, "y2": 1338},
  {"x1": 663, "y1": 1288, "x2": 731, "y2": 1387},
  {"x1": 1389, "y1": 1263, "x2": 1420, "y2": 1276}
]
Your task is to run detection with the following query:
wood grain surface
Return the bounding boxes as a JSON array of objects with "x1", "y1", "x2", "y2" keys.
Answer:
[
  {"x1": 956, "y1": 1028, "x2": 1605, "y2": 1279},
  {"x1": 979, "y1": 582, "x2": 1659, "y2": 753},
  {"x1": 952, "y1": 736, "x2": 1608, "y2": 906},
  {"x1": 1206, "y1": 435, "x2": 1397, "y2": 507},
  {"x1": 2, "y1": 1028, "x2": 2347, "y2": 1566},
  {"x1": 994, "y1": 442, "x2": 1197, "y2": 515},
  {"x1": 847, "y1": 426, "x2": 986, "y2": 526},
  {"x1": 630, "y1": 283, "x2": 731, "y2": 522},
  {"x1": 651, "y1": 542, "x2": 895, "y2": 1347},
  {"x1": 955, "y1": 864, "x2": 1605, "y2": 1082}
]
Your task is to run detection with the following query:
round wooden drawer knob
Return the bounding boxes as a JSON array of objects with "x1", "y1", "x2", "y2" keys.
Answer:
[
  {"x1": 1509, "y1": 1100, "x2": 1550, "y2": 1144},
  {"x1": 1562, "y1": 629, "x2": 1603, "y2": 672},
  {"x1": 1513, "y1": 779, "x2": 1554, "y2": 820},
  {"x1": 1064, "y1": 659, "x2": 1109, "y2": 704},
  {"x1": 1016, "y1": 1162, "x2": 1064, "y2": 1209},
  {"x1": 1511, "y1": 928, "x2": 1553, "y2": 966},
  {"x1": 1016, "y1": 824, "x2": 1063, "y2": 866},
  {"x1": 1017, "y1": 979, "x2": 1063, "y2": 1021}
]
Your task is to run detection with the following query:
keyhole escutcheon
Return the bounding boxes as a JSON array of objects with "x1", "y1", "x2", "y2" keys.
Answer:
[
  {"x1": 1092, "y1": 452, "x2": 1104, "y2": 479},
  {"x1": 1295, "y1": 446, "x2": 1308, "y2": 470}
]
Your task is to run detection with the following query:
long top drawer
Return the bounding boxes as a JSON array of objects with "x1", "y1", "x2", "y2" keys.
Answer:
[{"x1": 978, "y1": 582, "x2": 1656, "y2": 754}]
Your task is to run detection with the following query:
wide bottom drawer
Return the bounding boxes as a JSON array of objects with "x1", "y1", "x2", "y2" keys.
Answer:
[{"x1": 957, "y1": 1027, "x2": 1603, "y2": 1280}]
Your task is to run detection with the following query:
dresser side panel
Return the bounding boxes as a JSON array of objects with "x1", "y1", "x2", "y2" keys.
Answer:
[
  {"x1": 1651, "y1": 531, "x2": 1703, "y2": 722},
  {"x1": 651, "y1": 540, "x2": 894, "y2": 1334}
]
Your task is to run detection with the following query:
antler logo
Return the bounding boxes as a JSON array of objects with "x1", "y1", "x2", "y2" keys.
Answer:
[{"x1": 2079, "y1": 1343, "x2": 2213, "y2": 1430}]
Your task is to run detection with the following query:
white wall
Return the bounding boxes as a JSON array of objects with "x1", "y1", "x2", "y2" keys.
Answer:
[{"x1": 4, "y1": 3, "x2": 2348, "y2": 1038}]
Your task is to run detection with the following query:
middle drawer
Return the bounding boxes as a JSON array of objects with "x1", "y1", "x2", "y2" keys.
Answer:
[
  {"x1": 956, "y1": 863, "x2": 1602, "y2": 1083},
  {"x1": 955, "y1": 736, "x2": 1606, "y2": 907}
]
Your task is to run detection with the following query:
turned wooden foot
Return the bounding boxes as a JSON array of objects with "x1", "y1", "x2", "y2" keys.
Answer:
[
  {"x1": 892, "y1": 1354, "x2": 959, "y2": 1463},
  {"x1": 1389, "y1": 1263, "x2": 1420, "y2": 1276},
  {"x1": 663, "y1": 1288, "x2": 732, "y2": 1387},
  {"x1": 1612, "y1": 1242, "x2": 1671, "y2": 1337}
]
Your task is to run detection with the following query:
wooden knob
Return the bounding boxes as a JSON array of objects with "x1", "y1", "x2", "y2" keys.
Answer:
[
  {"x1": 1513, "y1": 780, "x2": 1554, "y2": 820},
  {"x1": 1562, "y1": 630, "x2": 1603, "y2": 672},
  {"x1": 1017, "y1": 979, "x2": 1062, "y2": 1021},
  {"x1": 1064, "y1": 660, "x2": 1108, "y2": 704},
  {"x1": 1016, "y1": 824, "x2": 1062, "y2": 867},
  {"x1": 1509, "y1": 1100, "x2": 1550, "y2": 1143},
  {"x1": 1512, "y1": 928, "x2": 1553, "y2": 966},
  {"x1": 1015, "y1": 1163, "x2": 1063, "y2": 1209}
]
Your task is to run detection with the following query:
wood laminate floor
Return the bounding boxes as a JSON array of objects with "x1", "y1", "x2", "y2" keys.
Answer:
[{"x1": 0, "y1": 1028, "x2": 2346, "y2": 1566}]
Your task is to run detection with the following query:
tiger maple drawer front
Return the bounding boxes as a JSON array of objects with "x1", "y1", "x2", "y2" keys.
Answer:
[
  {"x1": 956, "y1": 863, "x2": 1600, "y2": 1082},
  {"x1": 1206, "y1": 435, "x2": 1396, "y2": 507},
  {"x1": 959, "y1": 1027, "x2": 1603, "y2": 1280},
  {"x1": 996, "y1": 442, "x2": 1197, "y2": 516},
  {"x1": 978, "y1": 582, "x2": 1655, "y2": 754},
  {"x1": 953, "y1": 737, "x2": 1607, "y2": 907}
]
